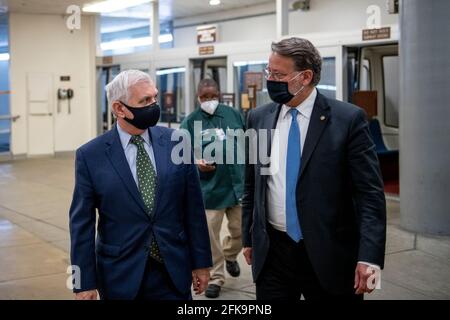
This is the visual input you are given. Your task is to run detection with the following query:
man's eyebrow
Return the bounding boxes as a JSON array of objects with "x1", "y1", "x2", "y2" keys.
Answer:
[{"x1": 139, "y1": 95, "x2": 151, "y2": 103}]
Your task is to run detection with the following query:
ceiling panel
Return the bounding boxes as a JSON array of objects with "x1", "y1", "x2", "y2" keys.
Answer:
[{"x1": 4, "y1": 0, "x2": 275, "y2": 19}]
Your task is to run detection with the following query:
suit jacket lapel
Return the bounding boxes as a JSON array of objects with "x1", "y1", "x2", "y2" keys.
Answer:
[
  {"x1": 105, "y1": 127, "x2": 149, "y2": 219},
  {"x1": 260, "y1": 103, "x2": 282, "y2": 208},
  {"x1": 300, "y1": 92, "x2": 330, "y2": 178},
  {"x1": 148, "y1": 126, "x2": 168, "y2": 221},
  {"x1": 263, "y1": 103, "x2": 282, "y2": 159}
]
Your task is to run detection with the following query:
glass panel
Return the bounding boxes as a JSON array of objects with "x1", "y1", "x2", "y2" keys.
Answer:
[
  {"x1": 0, "y1": 13, "x2": 10, "y2": 153},
  {"x1": 360, "y1": 59, "x2": 371, "y2": 90},
  {"x1": 99, "y1": 4, "x2": 173, "y2": 56},
  {"x1": 346, "y1": 50, "x2": 357, "y2": 103},
  {"x1": 156, "y1": 67, "x2": 186, "y2": 124},
  {"x1": 383, "y1": 56, "x2": 399, "y2": 128},
  {"x1": 233, "y1": 61, "x2": 270, "y2": 114},
  {"x1": 317, "y1": 57, "x2": 336, "y2": 99}
]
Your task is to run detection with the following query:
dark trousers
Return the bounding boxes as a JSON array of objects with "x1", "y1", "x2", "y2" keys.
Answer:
[
  {"x1": 256, "y1": 225, "x2": 363, "y2": 301},
  {"x1": 135, "y1": 258, "x2": 192, "y2": 300}
]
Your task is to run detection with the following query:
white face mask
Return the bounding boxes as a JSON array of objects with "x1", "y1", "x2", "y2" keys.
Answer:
[{"x1": 200, "y1": 100, "x2": 219, "y2": 115}]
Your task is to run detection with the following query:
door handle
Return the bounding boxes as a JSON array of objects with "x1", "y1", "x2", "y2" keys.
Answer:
[{"x1": 0, "y1": 115, "x2": 21, "y2": 122}]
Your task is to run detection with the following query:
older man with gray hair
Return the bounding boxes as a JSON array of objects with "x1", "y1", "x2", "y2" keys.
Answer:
[{"x1": 69, "y1": 70, "x2": 212, "y2": 300}]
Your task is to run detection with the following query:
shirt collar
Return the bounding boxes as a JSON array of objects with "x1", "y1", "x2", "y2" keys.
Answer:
[
  {"x1": 116, "y1": 122, "x2": 151, "y2": 150},
  {"x1": 281, "y1": 88, "x2": 317, "y2": 120}
]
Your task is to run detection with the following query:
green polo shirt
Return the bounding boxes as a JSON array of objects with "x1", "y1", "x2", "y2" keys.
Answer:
[{"x1": 180, "y1": 103, "x2": 245, "y2": 210}]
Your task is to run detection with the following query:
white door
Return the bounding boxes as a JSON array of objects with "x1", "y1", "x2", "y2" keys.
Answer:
[{"x1": 27, "y1": 72, "x2": 54, "y2": 156}]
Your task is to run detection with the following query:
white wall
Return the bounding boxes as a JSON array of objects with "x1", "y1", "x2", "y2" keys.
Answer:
[
  {"x1": 173, "y1": 0, "x2": 398, "y2": 48},
  {"x1": 9, "y1": 13, "x2": 96, "y2": 156},
  {"x1": 289, "y1": 0, "x2": 398, "y2": 34}
]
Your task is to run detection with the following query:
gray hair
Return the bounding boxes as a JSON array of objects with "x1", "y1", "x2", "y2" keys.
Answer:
[
  {"x1": 271, "y1": 37, "x2": 322, "y2": 86},
  {"x1": 105, "y1": 69, "x2": 153, "y2": 108}
]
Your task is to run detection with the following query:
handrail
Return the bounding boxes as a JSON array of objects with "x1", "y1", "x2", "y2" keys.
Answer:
[
  {"x1": 0, "y1": 115, "x2": 20, "y2": 122},
  {"x1": 0, "y1": 91, "x2": 11, "y2": 95}
]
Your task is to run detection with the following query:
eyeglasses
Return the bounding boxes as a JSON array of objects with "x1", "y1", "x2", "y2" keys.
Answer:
[
  {"x1": 264, "y1": 67, "x2": 303, "y2": 81},
  {"x1": 264, "y1": 67, "x2": 287, "y2": 81}
]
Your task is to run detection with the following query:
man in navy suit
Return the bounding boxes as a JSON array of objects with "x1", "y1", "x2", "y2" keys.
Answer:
[
  {"x1": 69, "y1": 70, "x2": 212, "y2": 300},
  {"x1": 242, "y1": 38, "x2": 386, "y2": 300}
]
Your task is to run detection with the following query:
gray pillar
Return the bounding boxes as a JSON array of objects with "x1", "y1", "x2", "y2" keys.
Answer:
[
  {"x1": 276, "y1": 0, "x2": 289, "y2": 38},
  {"x1": 400, "y1": 0, "x2": 450, "y2": 235}
]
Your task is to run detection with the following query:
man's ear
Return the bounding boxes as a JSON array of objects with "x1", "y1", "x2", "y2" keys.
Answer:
[
  {"x1": 303, "y1": 70, "x2": 314, "y2": 86},
  {"x1": 112, "y1": 101, "x2": 125, "y2": 118}
]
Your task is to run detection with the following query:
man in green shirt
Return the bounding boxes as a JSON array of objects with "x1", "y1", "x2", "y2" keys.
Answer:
[{"x1": 180, "y1": 79, "x2": 245, "y2": 298}]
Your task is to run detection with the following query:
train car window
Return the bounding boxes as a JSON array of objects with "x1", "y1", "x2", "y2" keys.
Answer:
[
  {"x1": 156, "y1": 67, "x2": 186, "y2": 124},
  {"x1": 382, "y1": 55, "x2": 400, "y2": 128},
  {"x1": 317, "y1": 57, "x2": 336, "y2": 99}
]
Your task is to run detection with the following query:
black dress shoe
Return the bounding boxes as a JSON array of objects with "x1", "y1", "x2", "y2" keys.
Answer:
[
  {"x1": 226, "y1": 260, "x2": 240, "y2": 277},
  {"x1": 205, "y1": 284, "x2": 221, "y2": 298}
]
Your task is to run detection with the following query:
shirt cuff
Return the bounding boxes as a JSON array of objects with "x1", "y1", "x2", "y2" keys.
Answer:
[{"x1": 358, "y1": 261, "x2": 381, "y2": 270}]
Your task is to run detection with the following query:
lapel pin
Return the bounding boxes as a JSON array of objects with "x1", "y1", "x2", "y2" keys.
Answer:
[{"x1": 320, "y1": 115, "x2": 326, "y2": 121}]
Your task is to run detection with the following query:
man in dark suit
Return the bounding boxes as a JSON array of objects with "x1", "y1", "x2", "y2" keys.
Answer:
[
  {"x1": 242, "y1": 38, "x2": 386, "y2": 300},
  {"x1": 69, "y1": 70, "x2": 212, "y2": 300}
]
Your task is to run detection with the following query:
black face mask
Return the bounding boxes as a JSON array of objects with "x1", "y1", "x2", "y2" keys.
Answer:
[
  {"x1": 266, "y1": 80, "x2": 295, "y2": 104},
  {"x1": 120, "y1": 101, "x2": 160, "y2": 130},
  {"x1": 266, "y1": 72, "x2": 305, "y2": 104}
]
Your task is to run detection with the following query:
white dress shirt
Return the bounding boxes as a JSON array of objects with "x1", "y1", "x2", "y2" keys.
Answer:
[
  {"x1": 116, "y1": 122, "x2": 157, "y2": 186},
  {"x1": 266, "y1": 88, "x2": 317, "y2": 232}
]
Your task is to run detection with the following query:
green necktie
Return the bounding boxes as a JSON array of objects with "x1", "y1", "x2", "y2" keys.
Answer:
[{"x1": 130, "y1": 135, "x2": 163, "y2": 263}]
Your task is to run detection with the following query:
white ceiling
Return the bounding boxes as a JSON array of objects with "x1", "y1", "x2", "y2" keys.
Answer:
[{"x1": 4, "y1": 0, "x2": 274, "y2": 20}]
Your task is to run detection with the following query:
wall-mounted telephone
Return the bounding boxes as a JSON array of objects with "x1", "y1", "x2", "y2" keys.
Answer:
[{"x1": 57, "y1": 88, "x2": 74, "y2": 114}]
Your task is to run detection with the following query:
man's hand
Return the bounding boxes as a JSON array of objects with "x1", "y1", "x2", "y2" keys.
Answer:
[
  {"x1": 243, "y1": 247, "x2": 252, "y2": 265},
  {"x1": 354, "y1": 263, "x2": 379, "y2": 294},
  {"x1": 75, "y1": 290, "x2": 98, "y2": 300},
  {"x1": 196, "y1": 159, "x2": 216, "y2": 173},
  {"x1": 192, "y1": 268, "x2": 210, "y2": 295}
]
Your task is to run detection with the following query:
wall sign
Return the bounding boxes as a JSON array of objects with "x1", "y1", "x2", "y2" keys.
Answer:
[
  {"x1": 199, "y1": 46, "x2": 215, "y2": 55},
  {"x1": 362, "y1": 27, "x2": 391, "y2": 41},
  {"x1": 197, "y1": 25, "x2": 218, "y2": 44}
]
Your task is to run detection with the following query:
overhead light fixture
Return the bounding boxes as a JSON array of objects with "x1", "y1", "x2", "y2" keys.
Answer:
[
  {"x1": 209, "y1": 0, "x2": 221, "y2": 6},
  {"x1": 101, "y1": 34, "x2": 173, "y2": 51},
  {"x1": 156, "y1": 67, "x2": 186, "y2": 76},
  {"x1": 0, "y1": 53, "x2": 10, "y2": 61},
  {"x1": 83, "y1": 0, "x2": 153, "y2": 13}
]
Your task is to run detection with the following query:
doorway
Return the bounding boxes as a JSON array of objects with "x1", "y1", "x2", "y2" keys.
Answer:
[
  {"x1": 190, "y1": 57, "x2": 227, "y2": 113},
  {"x1": 96, "y1": 65, "x2": 121, "y2": 134}
]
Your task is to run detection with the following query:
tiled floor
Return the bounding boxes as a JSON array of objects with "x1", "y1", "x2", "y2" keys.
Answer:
[{"x1": 0, "y1": 154, "x2": 449, "y2": 300}]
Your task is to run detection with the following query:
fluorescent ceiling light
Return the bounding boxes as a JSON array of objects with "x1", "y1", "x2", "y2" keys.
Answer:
[
  {"x1": 209, "y1": 0, "x2": 221, "y2": 5},
  {"x1": 233, "y1": 60, "x2": 268, "y2": 67},
  {"x1": 101, "y1": 21, "x2": 150, "y2": 34},
  {"x1": 156, "y1": 67, "x2": 186, "y2": 76},
  {"x1": 83, "y1": 0, "x2": 152, "y2": 13},
  {"x1": 0, "y1": 53, "x2": 10, "y2": 61},
  {"x1": 101, "y1": 34, "x2": 173, "y2": 51}
]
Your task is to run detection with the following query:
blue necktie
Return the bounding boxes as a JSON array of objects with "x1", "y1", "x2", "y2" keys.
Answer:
[{"x1": 286, "y1": 108, "x2": 303, "y2": 242}]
